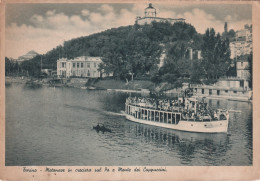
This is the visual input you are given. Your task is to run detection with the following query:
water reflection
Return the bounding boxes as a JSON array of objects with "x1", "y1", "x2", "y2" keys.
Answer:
[
  {"x1": 131, "y1": 122, "x2": 230, "y2": 164},
  {"x1": 23, "y1": 83, "x2": 42, "y2": 89}
]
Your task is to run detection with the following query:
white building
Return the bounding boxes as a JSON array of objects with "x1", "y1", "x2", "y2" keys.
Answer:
[
  {"x1": 135, "y1": 3, "x2": 185, "y2": 25},
  {"x1": 57, "y1": 56, "x2": 102, "y2": 78},
  {"x1": 230, "y1": 25, "x2": 252, "y2": 59}
]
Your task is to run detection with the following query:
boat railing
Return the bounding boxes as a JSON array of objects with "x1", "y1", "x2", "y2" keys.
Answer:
[
  {"x1": 127, "y1": 102, "x2": 183, "y2": 113},
  {"x1": 125, "y1": 101, "x2": 228, "y2": 123}
]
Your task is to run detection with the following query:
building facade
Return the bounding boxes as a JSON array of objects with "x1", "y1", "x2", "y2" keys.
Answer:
[
  {"x1": 164, "y1": 78, "x2": 252, "y2": 101},
  {"x1": 135, "y1": 3, "x2": 185, "y2": 25},
  {"x1": 230, "y1": 25, "x2": 252, "y2": 59},
  {"x1": 236, "y1": 59, "x2": 250, "y2": 80},
  {"x1": 57, "y1": 56, "x2": 102, "y2": 78}
]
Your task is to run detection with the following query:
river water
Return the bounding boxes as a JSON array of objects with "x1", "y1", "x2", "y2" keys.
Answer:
[{"x1": 5, "y1": 83, "x2": 252, "y2": 166}]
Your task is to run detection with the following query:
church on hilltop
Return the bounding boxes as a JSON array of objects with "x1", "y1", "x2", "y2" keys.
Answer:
[{"x1": 135, "y1": 3, "x2": 185, "y2": 25}]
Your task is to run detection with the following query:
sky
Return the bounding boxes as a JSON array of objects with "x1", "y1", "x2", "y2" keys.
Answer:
[{"x1": 5, "y1": 3, "x2": 252, "y2": 59}]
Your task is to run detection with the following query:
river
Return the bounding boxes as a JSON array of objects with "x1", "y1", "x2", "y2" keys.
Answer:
[{"x1": 5, "y1": 83, "x2": 252, "y2": 166}]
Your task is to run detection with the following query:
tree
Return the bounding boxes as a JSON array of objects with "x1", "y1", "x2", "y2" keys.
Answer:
[
  {"x1": 100, "y1": 26, "x2": 161, "y2": 81},
  {"x1": 201, "y1": 28, "x2": 231, "y2": 82},
  {"x1": 224, "y1": 22, "x2": 228, "y2": 33}
]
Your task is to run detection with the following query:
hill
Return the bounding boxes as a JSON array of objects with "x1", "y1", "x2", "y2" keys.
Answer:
[
  {"x1": 17, "y1": 50, "x2": 39, "y2": 62},
  {"x1": 20, "y1": 21, "x2": 203, "y2": 79}
]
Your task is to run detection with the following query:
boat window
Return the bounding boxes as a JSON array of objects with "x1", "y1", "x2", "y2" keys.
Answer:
[{"x1": 176, "y1": 114, "x2": 180, "y2": 124}]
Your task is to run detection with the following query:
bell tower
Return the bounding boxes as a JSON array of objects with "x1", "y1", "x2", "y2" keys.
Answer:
[{"x1": 145, "y1": 3, "x2": 156, "y2": 18}]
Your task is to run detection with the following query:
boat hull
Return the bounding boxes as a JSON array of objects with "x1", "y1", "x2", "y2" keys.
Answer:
[{"x1": 122, "y1": 111, "x2": 228, "y2": 133}]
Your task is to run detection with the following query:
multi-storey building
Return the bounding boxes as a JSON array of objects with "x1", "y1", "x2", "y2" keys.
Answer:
[
  {"x1": 135, "y1": 3, "x2": 185, "y2": 25},
  {"x1": 57, "y1": 56, "x2": 102, "y2": 78},
  {"x1": 230, "y1": 25, "x2": 252, "y2": 59},
  {"x1": 236, "y1": 58, "x2": 250, "y2": 80}
]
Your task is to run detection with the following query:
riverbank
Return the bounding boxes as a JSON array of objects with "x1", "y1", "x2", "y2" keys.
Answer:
[
  {"x1": 5, "y1": 76, "x2": 155, "y2": 91},
  {"x1": 93, "y1": 79, "x2": 155, "y2": 90},
  {"x1": 5, "y1": 76, "x2": 31, "y2": 84},
  {"x1": 5, "y1": 76, "x2": 252, "y2": 102}
]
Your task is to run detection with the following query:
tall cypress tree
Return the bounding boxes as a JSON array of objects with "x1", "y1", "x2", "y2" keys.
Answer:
[{"x1": 201, "y1": 28, "x2": 230, "y2": 81}]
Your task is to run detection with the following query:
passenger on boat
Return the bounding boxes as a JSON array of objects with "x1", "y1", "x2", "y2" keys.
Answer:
[{"x1": 214, "y1": 111, "x2": 218, "y2": 120}]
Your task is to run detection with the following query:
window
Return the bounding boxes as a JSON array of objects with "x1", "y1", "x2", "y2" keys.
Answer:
[
  {"x1": 233, "y1": 91, "x2": 237, "y2": 94},
  {"x1": 62, "y1": 62, "x2": 66, "y2": 68},
  {"x1": 73, "y1": 63, "x2": 75, "y2": 68},
  {"x1": 209, "y1": 89, "x2": 212, "y2": 95},
  {"x1": 225, "y1": 90, "x2": 228, "y2": 93},
  {"x1": 240, "y1": 80, "x2": 244, "y2": 88},
  {"x1": 81, "y1": 63, "x2": 84, "y2": 68},
  {"x1": 202, "y1": 89, "x2": 204, "y2": 94},
  {"x1": 87, "y1": 63, "x2": 90, "y2": 68},
  {"x1": 217, "y1": 90, "x2": 220, "y2": 95},
  {"x1": 87, "y1": 70, "x2": 90, "y2": 76},
  {"x1": 77, "y1": 63, "x2": 79, "y2": 68}
]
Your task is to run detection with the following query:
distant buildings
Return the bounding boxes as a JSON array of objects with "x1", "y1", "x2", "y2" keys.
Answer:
[
  {"x1": 57, "y1": 56, "x2": 102, "y2": 78},
  {"x1": 158, "y1": 45, "x2": 202, "y2": 68},
  {"x1": 230, "y1": 25, "x2": 252, "y2": 59},
  {"x1": 188, "y1": 55, "x2": 252, "y2": 101},
  {"x1": 188, "y1": 48, "x2": 202, "y2": 60},
  {"x1": 135, "y1": 3, "x2": 185, "y2": 25}
]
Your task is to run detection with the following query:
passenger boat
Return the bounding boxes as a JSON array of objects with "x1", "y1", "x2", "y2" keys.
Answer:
[{"x1": 122, "y1": 95, "x2": 229, "y2": 133}]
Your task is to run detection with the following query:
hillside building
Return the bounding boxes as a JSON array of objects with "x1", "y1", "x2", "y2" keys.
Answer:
[
  {"x1": 135, "y1": 3, "x2": 185, "y2": 25},
  {"x1": 57, "y1": 56, "x2": 102, "y2": 78},
  {"x1": 158, "y1": 47, "x2": 202, "y2": 68},
  {"x1": 230, "y1": 25, "x2": 252, "y2": 59},
  {"x1": 236, "y1": 58, "x2": 250, "y2": 80},
  {"x1": 188, "y1": 48, "x2": 202, "y2": 60}
]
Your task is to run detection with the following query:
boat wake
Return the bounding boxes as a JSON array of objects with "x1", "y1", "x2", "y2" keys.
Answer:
[{"x1": 103, "y1": 111, "x2": 125, "y2": 116}]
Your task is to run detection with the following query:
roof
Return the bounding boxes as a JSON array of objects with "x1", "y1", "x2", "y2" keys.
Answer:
[
  {"x1": 137, "y1": 17, "x2": 185, "y2": 21},
  {"x1": 236, "y1": 59, "x2": 249, "y2": 62},
  {"x1": 57, "y1": 56, "x2": 102, "y2": 62},
  {"x1": 72, "y1": 56, "x2": 102, "y2": 62},
  {"x1": 236, "y1": 54, "x2": 251, "y2": 62}
]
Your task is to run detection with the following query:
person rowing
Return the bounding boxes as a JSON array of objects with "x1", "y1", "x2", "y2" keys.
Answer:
[{"x1": 93, "y1": 123, "x2": 112, "y2": 133}]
